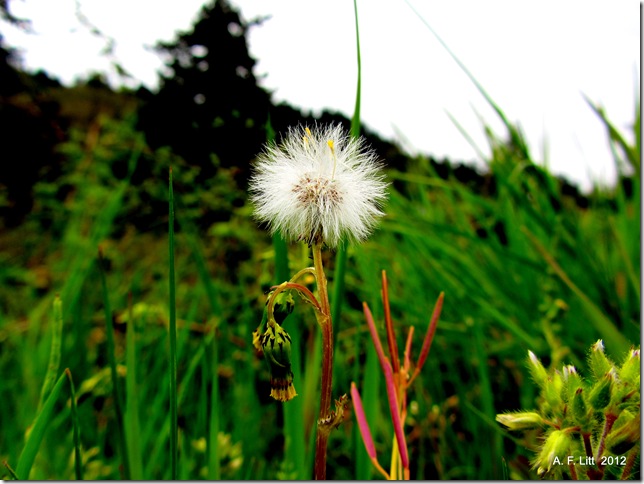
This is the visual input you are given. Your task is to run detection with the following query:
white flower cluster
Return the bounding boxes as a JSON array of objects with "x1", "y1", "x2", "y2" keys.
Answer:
[{"x1": 249, "y1": 124, "x2": 388, "y2": 247}]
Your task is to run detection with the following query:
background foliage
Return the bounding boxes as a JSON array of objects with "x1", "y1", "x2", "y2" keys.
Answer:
[{"x1": 0, "y1": 0, "x2": 639, "y2": 479}]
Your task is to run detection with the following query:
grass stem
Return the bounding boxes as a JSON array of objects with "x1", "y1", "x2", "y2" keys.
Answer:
[{"x1": 168, "y1": 167, "x2": 179, "y2": 480}]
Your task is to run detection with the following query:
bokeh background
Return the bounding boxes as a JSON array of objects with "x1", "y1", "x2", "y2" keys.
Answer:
[{"x1": 0, "y1": 1, "x2": 640, "y2": 479}]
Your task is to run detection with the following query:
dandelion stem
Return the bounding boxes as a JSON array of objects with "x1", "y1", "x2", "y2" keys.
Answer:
[{"x1": 312, "y1": 242, "x2": 333, "y2": 480}]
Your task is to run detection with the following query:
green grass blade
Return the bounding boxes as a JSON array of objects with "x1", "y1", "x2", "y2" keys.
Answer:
[
  {"x1": 65, "y1": 369, "x2": 83, "y2": 480},
  {"x1": 168, "y1": 167, "x2": 179, "y2": 480},
  {"x1": 125, "y1": 294, "x2": 143, "y2": 480},
  {"x1": 584, "y1": 95, "x2": 640, "y2": 176},
  {"x1": 38, "y1": 296, "x2": 63, "y2": 410},
  {"x1": 350, "y1": 0, "x2": 362, "y2": 139},
  {"x1": 15, "y1": 372, "x2": 67, "y2": 479},
  {"x1": 521, "y1": 226, "x2": 630, "y2": 354},
  {"x1": 331, "y1": 0, "x2": 362, "y2": 367},
  {"x1": 98, "y1": 248, "x2": 130, "y2": 479},
  {"x1": 471, "y1": 320, "x2": 502, "y2": 478},
  {"x1": 207, "y1": 328, "x2": 221, "y2": 480}
]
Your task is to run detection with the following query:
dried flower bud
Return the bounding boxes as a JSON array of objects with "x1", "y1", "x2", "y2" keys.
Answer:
[
  {"x1": 261, "y1": 320, "x2": 297, "y2": 402},
  {"x1": 496, "y1": 412, "x2": 544, "y2": 431}
]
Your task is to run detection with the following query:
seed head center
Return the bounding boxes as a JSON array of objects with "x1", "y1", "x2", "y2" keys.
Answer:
[{"x1": 293, "y1": 175, "x2": 341, "y2": 207}]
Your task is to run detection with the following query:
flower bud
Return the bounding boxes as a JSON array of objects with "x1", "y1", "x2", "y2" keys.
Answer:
[
  {"x1": 606, "y1": 411, "x2": 640, "y2": 455},
  {"x1": 571, "y1": 387, "x2": 591, "y2": 430},
  {"x1": 588, "y1": 339, "x2": 613, "y2": 380},
  {"x1": 527, "y1": 350, "x2": 548, "y2": 389},
  {"x1": 271, "y1": 290, "x2": 295, "y2": 325},
  {"x1": 619, "y1": 347, "x2": 640, "y2": 383},
  {"x1": 253, "y1": 290, "x2": 295, "y2": 356},
  {"x1": 543, "y1": 372, "x2": 563, "y2": 412},
  {"x1": 260, "y1": 320, "x2": 297, "y2": 402},
  {"x1": 588, "y1": 371, "x2": 614, "y2": 411},
  {"x1": 496, "y1": 412, "x2": 544, "y2": 431},
  {"x1": 534, "y1": 430, "x2": 572, "y2": 474}
]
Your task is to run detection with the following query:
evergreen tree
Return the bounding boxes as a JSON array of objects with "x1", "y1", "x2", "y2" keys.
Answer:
[{"x1": 138, "y1": 0, "x2": 271, "y2": 178}]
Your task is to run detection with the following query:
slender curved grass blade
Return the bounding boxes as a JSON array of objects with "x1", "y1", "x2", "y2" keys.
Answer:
[
  {"x1": 65, "y1": 369, "x2": 83, "y2": 480},
  {"x1": 98, "y1": 248, "x2": 130, "y2": 479},
  {"x1": 15, "y1": 372, "x2": 67, "y2": 479},
  {"x1": 38, "y1": 296, "x2": 63, "y2": 411}
]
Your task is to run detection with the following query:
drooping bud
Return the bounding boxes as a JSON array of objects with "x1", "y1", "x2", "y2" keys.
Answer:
[
  {"x1": 496, "y1": 412, "x2": 545, "y2": 431},
  {"x1": 272, "y1": 290, "x2": 295, "y2": 325},
  {"x1": 261, "y1": 320, "x2": 297, "y2": 402},
  {"x1": 253, "y1": 289, "x2": 295, "y2": 357}
]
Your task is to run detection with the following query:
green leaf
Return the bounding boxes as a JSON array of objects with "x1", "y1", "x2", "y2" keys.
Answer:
[{"x1": 15, "y1": 372, "x2": 67, "y2": 479}]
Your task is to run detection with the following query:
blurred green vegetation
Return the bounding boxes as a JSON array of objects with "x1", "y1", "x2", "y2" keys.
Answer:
[
  {"x1": 0, "y1": 0, "x2": 640, "y2": 480},
  {"x1": 0, "y1": 97, "x2": 639, "y2": 478}
]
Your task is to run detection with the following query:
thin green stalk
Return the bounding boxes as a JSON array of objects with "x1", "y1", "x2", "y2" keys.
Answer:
[
  {"x1": 38, "y1": 296, "x2": 63, "y2": 411},
  {"x1": 125, "y1": 293, "x2": 143, "y2": 480},
  {"x1": 98, "y1": 249, "x2": 130, "y2": 479},
  {"x1": 472, "y1": 320, "x2": 501, "y2": 478},
  {"x1": 65, "y1": 369, "x2": 83, "y2": 480},
  {"x1": 3, "y1": 461, "x2": 19, "y2": 480},
  {"x1": 330, "y1": 0, "x2": 362, "y2": 333},
  {"x1": 312, "y1": 242, "x2": 333, "y2": 480},
  {"x1": 168, "y1": 167, "x2": 179, "y2": 480}
]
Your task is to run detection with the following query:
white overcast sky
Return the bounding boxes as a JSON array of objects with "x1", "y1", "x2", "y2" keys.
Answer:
[{"x1": 1, "y1": 0, "x2": 640, "y2": 191}]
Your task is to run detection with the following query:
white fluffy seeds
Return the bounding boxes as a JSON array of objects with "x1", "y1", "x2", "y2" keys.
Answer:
[{"x1": 249, "y1": 124, "x2": 388, "y2": 247}]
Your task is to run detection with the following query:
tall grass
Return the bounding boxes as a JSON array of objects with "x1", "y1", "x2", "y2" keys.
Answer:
[{"x1": 0, "y1": 12, "x2": 639, "y2": 483}]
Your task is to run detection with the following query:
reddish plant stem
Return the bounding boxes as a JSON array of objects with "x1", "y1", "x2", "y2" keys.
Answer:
[
  {"x1": 312, "y1": 243, "x2": 333, "y2": 480},
  {"x1": 581, "y1": 432, "x2": 593, "y2": 459},
  {"x1": 381, "y1": 270, "x2": 400, "y2": 374},
  {"x1": 595, "y1": 412, "x2": 617, "y2": 462}
]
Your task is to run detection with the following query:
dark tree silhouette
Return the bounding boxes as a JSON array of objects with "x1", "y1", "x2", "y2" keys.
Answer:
[
  {"x1": 0, "y1": 36, "x2": 65, "y2": 226},
  {"x1": 138, "y1": 0, "x2": 272, "y2": 180}
]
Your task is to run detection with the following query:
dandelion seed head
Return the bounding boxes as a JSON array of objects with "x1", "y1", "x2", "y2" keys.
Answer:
[{"x1": 249, "y1": 124, "x2": 388, "y2": 247}]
